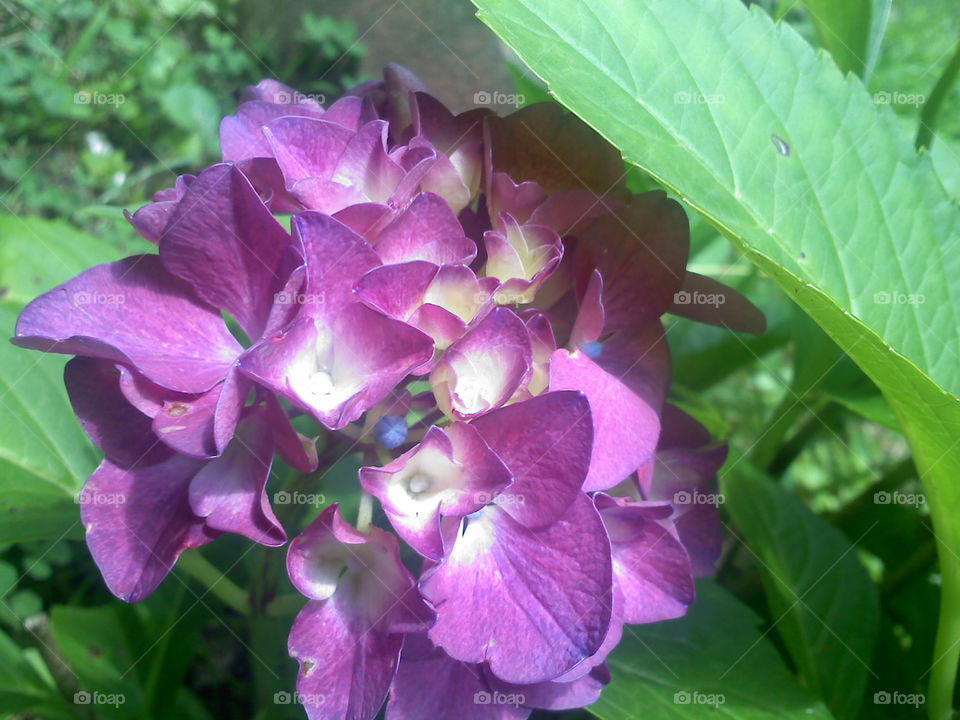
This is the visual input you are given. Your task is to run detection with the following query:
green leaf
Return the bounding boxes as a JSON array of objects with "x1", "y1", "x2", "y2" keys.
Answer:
[
  {"x1": 721, "y1": 462, "x2": 879, "y2": 719},
  {"x1": 588, "y1": 580, "x2": 832, "y2": 720},
  {"x1": 0, "y1": 213, "x2": 134, "y2": 543},
  {"x1": 802, "y1": 0, "x2": 891, "y2": 80},
  {"x1": 469, "y1": 2, "x2": 960, "y2": 714},
  {"x1": 0, "y1": 625, "x2": 61, "y2": 714},
  {"x1": 51, "y1": 604, "x2": 144, "y2": 717}
]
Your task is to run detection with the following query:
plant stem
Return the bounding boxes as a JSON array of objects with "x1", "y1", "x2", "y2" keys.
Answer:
[
  {"x1": 916, "y1": 35, "x2": 960, "y2": 151},
  {"x1": 178, "y1": 550, "x2": 250, "y2": 616},
  {"x1": 927, "y1": 516, "x2": 960, "y2": 720},
  {"x1": 356, "y1": 492, "x2": 374, "y2": 533}
]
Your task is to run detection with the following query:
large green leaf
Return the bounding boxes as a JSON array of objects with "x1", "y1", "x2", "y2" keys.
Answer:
[
  {"x1": 801, "y1": 0, "x2": 891, "y2": 80},
  {"x1": 589, "y1": 580, "x2": 832, "y2": 720},
  {"x1": 470, "y1": 2, "x2": 960, "y2": 716},
  {"x1": 721, "y1": 462, "x2": 879, "y2": 719},
  {"x1": 0, "y1": 212, "x2": 135, "y2": 542}
]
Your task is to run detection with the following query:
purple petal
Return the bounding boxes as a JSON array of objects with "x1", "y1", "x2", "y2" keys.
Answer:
[
  {"x1": 471, "y1": 391, "x2": 592, "y2": 528},
  {"x1": 669, "y1": 271, "x2": 767, "y2": 334},
  {"x1": 80, "y1": 453, "x2": 214, "y2": 602},
  {"x1": 360, "y1": 423, "x2": 512, "y2": 559},
  {"x1": 421, "y1": 495, "x2": 612, "y2": 684},
  {"x1": 240, "y1": 303, "x2": 433, "y2": 430},
  {"x1": 575, "y1": 192, "x2": 689, "y2": 331},
  {"x1": 387, "y1": 635, "x2": 530, "y2": 720},
  {"x1": 374, "y1": 192, "x2": 476, "y2": 265},
  {"x1": 220, "y1": 100, "x2": 324, "y2": 162},
  {"x1": 294, "y1": 211, "x2": 382, "y2": 315},
  {"x1": 13, "y1": 255, "x2": 241, "y2": 394},
  {"x1": 159, "y1": 163, "x2": 296, "y2": 339},
  {"x1": 483, "y1": 213, "x2": 561, "y2": 304},
  {"x1": 550, "y1": 349, "x2": 660, "y2": 492},
  {"x1": 64, "y1": 357, "x2": 170, "y2": 468},
  {"x1": 265, "y1": 116, "x2": 356, "y2": 183},
  {"x1": 596, "y1": 495, "x2": 695, "y2": 623},
  {"x1": 262, "y1": 392, "x2": 319, "y2": 473},
  {"x1": 125, "y1": 174, "x2": 195, "y2": 243},
  {"x1": 188, "y1": 410, "x2": 286, "y2": 546},
  {"x1": 430, "y1": 307, "x2": 531, "y2": 420},
  {"x1": 289, "y1": 592, "x2": 402, "y2": 720},
  {"x1": 490, "y1": 664, "x2": 610, "y2": 711}
]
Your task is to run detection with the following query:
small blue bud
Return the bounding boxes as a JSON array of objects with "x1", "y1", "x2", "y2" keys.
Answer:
[
  {"x1": 373, "y1": 414, "x2": 408, "y2": 449},
  {"x1": 578, "y1": 340, "x2": 603, "y2": 359}
]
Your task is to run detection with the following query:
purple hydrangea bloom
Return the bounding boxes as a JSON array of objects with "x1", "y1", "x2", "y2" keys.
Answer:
[{"x1": 12, "y1": 65, "x2": 767, "y2": 719}]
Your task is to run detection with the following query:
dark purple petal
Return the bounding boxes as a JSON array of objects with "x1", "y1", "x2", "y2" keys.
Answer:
[
  {"x1": 550, "y1": 349, "x2": 660, "y2": 492},
  {"x1": 575, "y1": 192, "x2": 689, "y2": 331},
  {"x1": 13, "y1": 255, "x2": 241, "y2": 394},
  {"x1": 668, "y1": 271, "x2": 767, "y2": 334},
  {"x1": 470, "y1": 391, "x2": 592, "y2": 527},
  {"x1": 80, "y1": 453, "x2": 213, "y2": 602},
  {"x1": 64, "y1": 357, "x2": 170, "y2": 468},
  {"x1": 262, "y1": 392, "x2": 319, "y2": 473},
  {"x1": 387, "y1": 635, "x2": 530, "y2": 720},
  {"x1": 421, "y1": 495, "x2": 612, "y2": 684},
  {"x1": 125, "y1": 174, "x2": 195, "y2": 243},
  {"x1": 487, "y1": 103, "x2": 628, "y2": 196},
  {"x1": 188, "y1": 410, "x2": 286, "y2": 546},
  {"x1": 159, "y1": 163, "x2": 296, "y2": 339},
  {"x1": 490, "y1": 664, "x2": 610, "y2": 711}
]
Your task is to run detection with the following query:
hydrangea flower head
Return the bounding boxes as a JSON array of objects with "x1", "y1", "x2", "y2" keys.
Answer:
[{"x1": 13, "y1": 66, "x2": 765, "y2": 718}]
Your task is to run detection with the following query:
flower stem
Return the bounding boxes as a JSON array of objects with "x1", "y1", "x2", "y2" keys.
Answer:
[
  {"x1": 178, "y1": 550, "x2": 250, "y2": 616},
  {"x1": 356, "y1": 492, "x2": 375, "y2": 533},
  {"x1": 927, "y1": 518, "x2": 960, "y2": 720}
]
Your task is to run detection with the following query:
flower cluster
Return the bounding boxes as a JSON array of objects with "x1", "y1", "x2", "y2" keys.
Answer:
[{"x1": 13, "y1": 65, "x2": 764, "y2": 719}]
